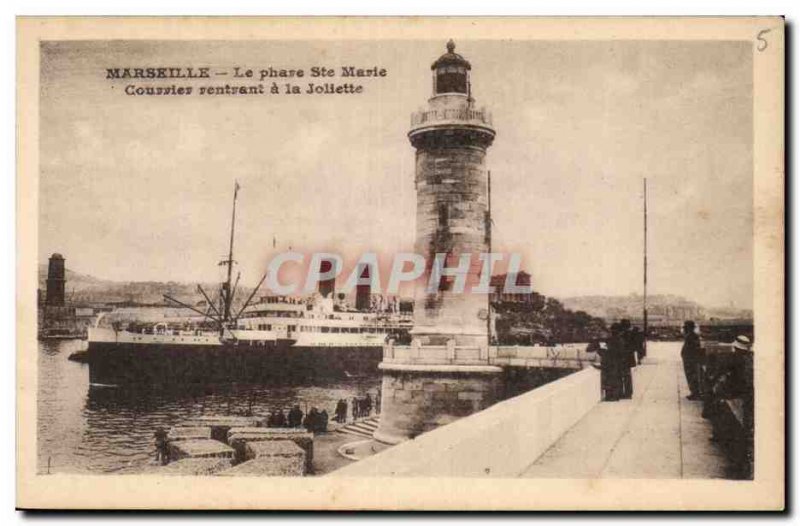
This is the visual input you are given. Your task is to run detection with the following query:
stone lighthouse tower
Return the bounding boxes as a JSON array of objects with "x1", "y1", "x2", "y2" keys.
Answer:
[
  {"x1": 373, "y1": 41, "x2": 503, "y2": 445},
  {"x1": 45, "y1": 253, "x2": 66, "y2": 307}
]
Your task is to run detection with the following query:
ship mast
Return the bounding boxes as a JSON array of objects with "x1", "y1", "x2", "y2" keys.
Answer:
[
  {"x1": 221, "y1": 181, "x2": 240, "y2": 323},
  {"x1": 163, "y1": 181, "x2": 253, "y2": 334}
]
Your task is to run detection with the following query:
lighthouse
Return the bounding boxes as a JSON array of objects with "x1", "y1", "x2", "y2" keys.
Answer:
[
  {"x1": 373, "y1": 41, "x2": 502, "y2": 445},
  {"x1": 46, "y1": 253, "x2": 66, "y2": 307},
  {"x1": 408, "y1": 38, "x2": 496, "y2": 347}
]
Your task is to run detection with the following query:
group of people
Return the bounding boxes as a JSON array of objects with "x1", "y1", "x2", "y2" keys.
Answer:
[
  {"x1": 334, "y1": 392, "x2": 381, "y2": 423},
  {"x1": 302, "y1": 408, "x2": 330, "y2": 434},
  {"x1": 266, "y1": 405, "x2": 330, "y2": 433},
  {"x1": 587, "y1": 319, "x2": 645, "y2": 401},
  {"x1": 153, "y1": 391, "x2": 385, "y2": 462},
  {"x1": 681, "y1": 320, "x2": 754, "y2": 478}
]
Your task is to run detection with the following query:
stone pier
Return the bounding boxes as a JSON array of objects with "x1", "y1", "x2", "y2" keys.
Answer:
[{"x1": 375, "y1": 341, "x2": 502, "y2": 443}]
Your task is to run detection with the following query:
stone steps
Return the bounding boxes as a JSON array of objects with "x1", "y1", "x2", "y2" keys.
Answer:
[{"x1": 336, "y1": 416, "x2": 380, "y2": 438}]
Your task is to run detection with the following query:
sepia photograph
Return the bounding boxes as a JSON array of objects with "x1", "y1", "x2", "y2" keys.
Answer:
[{"x1": 16, "y1": 16, "x2": 785, "y2": 510}]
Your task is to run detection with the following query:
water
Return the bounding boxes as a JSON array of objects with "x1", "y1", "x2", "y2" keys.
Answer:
[{"x1": 37, "y1": 339, "x2": 380, "y2": 474}]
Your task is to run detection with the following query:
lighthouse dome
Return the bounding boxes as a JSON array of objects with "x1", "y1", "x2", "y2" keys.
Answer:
[
  {"x1": 430, "y1": 39, "x2": 472, "y2": 71},
  {"x1": 431, "y1": 40, "x2": 471, "y2": 95}
]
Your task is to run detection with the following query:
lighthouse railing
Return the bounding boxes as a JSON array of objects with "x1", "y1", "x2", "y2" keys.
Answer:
[
  {"x1": 382, "y1": 343, "x2": 489, "y2": 365},
  {"x1": 410, "y1": 108, "x2": 493, "y2": 127}
]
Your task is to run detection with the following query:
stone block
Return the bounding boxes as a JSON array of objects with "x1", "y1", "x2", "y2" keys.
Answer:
[
  {"x1": 458, "y1": 391, "x2": 483, "y2": 400},
  {"x1": 423, "y1": 382, "x2": 446, "y2": 392},
  {"x1": 168, "y1": 439, "x2": 234, "y2": 462},
  {"x1": 219, "y1": 456, "x2": 305, "y2": 477},
  {"x1": 403, "y1": 378, "x2": 425, "y2": 391},
  {"x1": 238, "y1": 440, "x2": 306, "y2": 476},
  {"x1": 157, "y1": 457, "x2": 232, "y2": 476},
  {"x1": 394, "y1": 390, "x2": 412, "y2": 402},
  {"x1": 227, "y1": 427, "x2": 313, "y2": 471},
  {"x1": 460, "y1": 379, "x2": 494, "y2": 392},
  {"x1": 183, "y1": 416, "x2": 262, "y2": 442},
  {"x1": 167, "y1": 426, "x2": 212, "y2": 442},
  {"x1": 245, "y1": 439, "x2": 304, "y2": 459},
  {"x1": 411, "y1": 390, "x2": 431, "y2": 403},
  {"x1": 432, "y1": 390, "x2": 453, "y2": 401}
]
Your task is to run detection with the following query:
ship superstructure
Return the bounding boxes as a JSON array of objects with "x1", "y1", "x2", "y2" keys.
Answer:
[
  {"x1": 85, "y1": 183, "x2": 412, "y2": 386},
  {"x1": 238, "y1": 294, "x2": 412, "y2": 348}
]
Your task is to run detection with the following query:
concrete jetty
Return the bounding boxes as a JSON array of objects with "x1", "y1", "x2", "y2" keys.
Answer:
[
  {"x1": 523, "y1": 342, "x2": 731, "y2": 479},
  {"x1": 332, "y1": 342, "x2": 734, "y2": 478}
]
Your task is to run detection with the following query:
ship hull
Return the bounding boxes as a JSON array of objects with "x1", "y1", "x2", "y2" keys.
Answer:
[{"x1": 87, "y1": 341, "x2": 383, "y2": 387}]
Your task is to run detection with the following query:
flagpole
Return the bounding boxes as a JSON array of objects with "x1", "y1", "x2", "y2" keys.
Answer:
[{"x1": 643, "y1": 177, "x2": 648, "y2": 356}]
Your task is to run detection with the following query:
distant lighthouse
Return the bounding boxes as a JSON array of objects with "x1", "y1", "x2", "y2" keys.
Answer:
[
  {"x1": 46, "y1": 253, "x2": 66, "y2": 307},
  {"x1": 373, "y1": 41, "x2": 502, "y2": 445}
]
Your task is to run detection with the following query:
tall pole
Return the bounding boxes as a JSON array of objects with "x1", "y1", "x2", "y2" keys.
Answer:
[
  {"x1": 643, "y1": 177, "x2": 648, "y2": 355},
  {"x1": 487, "y1": 169, "x2": 492, "y2": 352},
  {"x1": 223, "y1": 181, "x2": 239, "y2": 322}
]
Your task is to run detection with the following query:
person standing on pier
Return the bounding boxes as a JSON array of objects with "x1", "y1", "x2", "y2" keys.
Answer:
[
  {"x1": 619, "y1": 319, "x2": 635, "y2": 398},
  {"x1": 681, "y1": 320, "x2": 704, "y2": 400},
  {"x1": 631, "y1": 326, "x2": 646, "y2": 364},
  {"x1": 319, "y1": 409, "x2": 330, "y2": 432},
  {"x1": 153, "y1": 427, "x2": 169, "y2": 465},
  {"x1": 275, "y1": 409, "x2": 287, "y2": 428},
  {"x1": 288, "y1": 405, "x2": 303, "y2": 428},
  {"x1": 364, "y1": 393, "x2": 373, "y2": 416},
  {"x1": 601, "y1": 324, "x2": 624, "y2": 401},
  {"x1": 334, "y1": 399, "x2": 345, "y2": 423}
]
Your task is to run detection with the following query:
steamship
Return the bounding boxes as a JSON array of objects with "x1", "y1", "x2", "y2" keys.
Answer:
[{"x1": 86, "y1": 183, "x2": 411, "y2": 387}]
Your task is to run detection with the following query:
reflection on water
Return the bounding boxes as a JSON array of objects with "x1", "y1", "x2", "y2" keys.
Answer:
[{"x1": 37, "y1": 340, "x2": 380, "y2": 474}]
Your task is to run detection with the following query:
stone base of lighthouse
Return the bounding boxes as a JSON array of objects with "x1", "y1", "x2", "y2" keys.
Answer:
[{"x1": 373, "y1": 349, "x2": 503, "y2": 445}]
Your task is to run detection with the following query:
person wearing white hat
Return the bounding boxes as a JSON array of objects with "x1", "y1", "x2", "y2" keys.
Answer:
[
  {"x1": 732, "y1": 335, "x2": 752, "y2": 353},
  {"x1": 708, "y1": 334, "x2": 754, "y2": 477}
]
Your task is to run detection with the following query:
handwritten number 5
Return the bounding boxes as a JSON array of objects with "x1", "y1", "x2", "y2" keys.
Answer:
[{"x1": 757, "y1": 29, "x2": 771, "y2": 52}]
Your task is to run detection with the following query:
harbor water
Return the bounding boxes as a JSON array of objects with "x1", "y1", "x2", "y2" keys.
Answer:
[{"x1": 37, "y1": 339, "x2": 380, "y2": 474}]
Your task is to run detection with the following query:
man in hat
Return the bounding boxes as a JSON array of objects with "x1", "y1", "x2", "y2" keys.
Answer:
[
  {"x1": 603, "y1": 323, "x2": 625, "y2": 401},
  {"x1": 681, "y1": 320, "x2": 704, "y2": 400},
  {"x1": 706, "y1": 335, "x2": 753, "y2": 477},
  {"x1": 619, "y1": 319, "x2": 636, "y2": 398}
]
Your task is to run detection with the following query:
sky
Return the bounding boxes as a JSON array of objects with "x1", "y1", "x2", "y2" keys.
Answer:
[{"x1": 39, "y1": 39, "x2": 753, "y2": 309}]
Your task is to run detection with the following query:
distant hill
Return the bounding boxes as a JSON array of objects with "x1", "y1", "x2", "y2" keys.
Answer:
[
  {"x1": 37, "y1": 264, "x2": 251, "y2": 307},
  {"x1": 560, "y1": 294, "x2": 703, "y2": 321},
  {"x1": 560, "y1": 294, "x2": 752, "y2": 322}
]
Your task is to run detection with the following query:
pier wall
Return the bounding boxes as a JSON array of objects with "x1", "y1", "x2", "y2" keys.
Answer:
[
  {"x1": 333, "y1": 367, "x2": 601, "y2": 477},
  {"x1": 374, "y1": 363, "x2": 503, "y2": 444}
]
